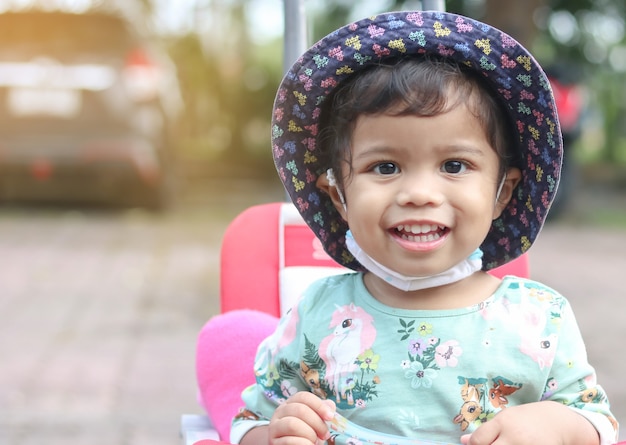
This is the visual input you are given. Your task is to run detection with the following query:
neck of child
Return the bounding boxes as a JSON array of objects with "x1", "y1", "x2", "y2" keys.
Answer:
[{"x1": 363, "y1": 270, "x2": 502, "y2": 310}]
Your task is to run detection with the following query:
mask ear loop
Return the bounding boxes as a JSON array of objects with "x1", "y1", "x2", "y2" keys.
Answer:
[
  {"x1": 327, "y1": 168, "x2": 347, "y2": 212},
  {"x1": 495, "y1": 173, "x2": 507, "y2": 206}
]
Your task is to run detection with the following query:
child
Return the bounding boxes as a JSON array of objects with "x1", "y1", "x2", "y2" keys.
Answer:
[{"x1": 230, "y1": 10, "x2": 618, "y2": 445}]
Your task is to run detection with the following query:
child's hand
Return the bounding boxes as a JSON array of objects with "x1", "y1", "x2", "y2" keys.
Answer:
[
  {"x1": 460, "y1": 401, "x2": 599, "y2": 445},
  {"x1": 269, "y1": 392, "x2": 336, "y2": 444}
]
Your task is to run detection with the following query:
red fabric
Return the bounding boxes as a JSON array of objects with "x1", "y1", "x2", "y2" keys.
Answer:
[
  {"x1": 220, "y1": 203, "x2": 282, "y2": 316},
  {"x1": 283, "y1": 224, "x2": 341, "y2": 267}
]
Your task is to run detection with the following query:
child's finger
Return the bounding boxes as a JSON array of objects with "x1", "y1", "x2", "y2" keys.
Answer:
[
  {"x1": 271, "y1": 392, "x2": 335, "y2": 442},
  {"x1": 287, "y1": 391, "x2": 336, "y2": 421}
]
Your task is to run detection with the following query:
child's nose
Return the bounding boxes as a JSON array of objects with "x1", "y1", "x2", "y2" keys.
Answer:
[{"x1": 395, "y1": 173, "x2": 445, "y2": 207}]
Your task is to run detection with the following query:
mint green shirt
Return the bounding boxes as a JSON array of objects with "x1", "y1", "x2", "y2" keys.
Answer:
[{"x1": 232, "y1": 274, "x2": 617, "y2": 444}]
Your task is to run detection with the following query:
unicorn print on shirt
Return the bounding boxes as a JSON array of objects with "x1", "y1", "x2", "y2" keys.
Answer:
[{"x1": 319, "y1": 303, "x2": 377, "y2": 406}]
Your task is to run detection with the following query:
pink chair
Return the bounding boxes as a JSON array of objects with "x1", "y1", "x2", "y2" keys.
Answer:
[{"x1": 184, "y1": 202, "x2": 557, "y2": 445}]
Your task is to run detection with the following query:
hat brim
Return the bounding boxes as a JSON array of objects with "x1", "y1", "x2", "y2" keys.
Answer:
[{"x1": 272, "y1": 10, "x2": 562, "y2": 271}]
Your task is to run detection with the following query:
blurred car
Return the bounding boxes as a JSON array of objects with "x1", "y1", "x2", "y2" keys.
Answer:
[{"x1": 0, "y1": 8, "x2": 183, "y2": 209}]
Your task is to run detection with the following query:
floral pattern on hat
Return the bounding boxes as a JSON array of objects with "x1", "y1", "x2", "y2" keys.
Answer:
[{"x1": 272, "y1": 11, "x2": 562, "y2": 271}]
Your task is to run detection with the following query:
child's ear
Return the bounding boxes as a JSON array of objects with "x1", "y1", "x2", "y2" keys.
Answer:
[
  {"x1": 493, "y1": 167, "x2": 522, "y2": 219},
  {"x1": 316, "y1": 171, "x2": 348, "y2": 220}
]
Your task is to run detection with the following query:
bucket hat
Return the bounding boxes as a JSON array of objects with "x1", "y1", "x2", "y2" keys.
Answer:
[{"x1": 272, "y1": 10, "x2": 562, "y2": 271}]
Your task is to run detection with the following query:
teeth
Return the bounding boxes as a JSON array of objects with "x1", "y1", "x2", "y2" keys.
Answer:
[
  {"x1": 396, "y1": 224, "x2": 444, "y2": 242},
  {"x1": 399, "y1": 232, "x2": 441, "y2": 242},
  {"x1": 397, "y1": 224, "x2": 441, "y2": 234}
]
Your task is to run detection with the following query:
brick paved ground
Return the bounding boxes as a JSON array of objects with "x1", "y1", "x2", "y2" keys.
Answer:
[{"x1": 0, "y1": 179, "x2": 624, "y2": 444}]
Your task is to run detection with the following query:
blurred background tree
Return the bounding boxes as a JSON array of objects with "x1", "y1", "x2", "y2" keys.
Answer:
[{"x1": 143, "y1": 0, "x2": 625, "y2": 185}]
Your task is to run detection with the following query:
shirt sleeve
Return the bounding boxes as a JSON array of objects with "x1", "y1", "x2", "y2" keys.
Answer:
[
  {"x1": 543, "y1": 299, "x2": 619, "y2": 444},
  {"x1": 230, "y1": 305, "x2": 309, "y2": 444}
]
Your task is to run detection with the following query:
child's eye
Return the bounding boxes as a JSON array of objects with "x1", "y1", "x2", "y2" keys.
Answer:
[
  {"x1": 373, "y1": 162, "x2": 399, "y2": 175},
  {"x1": 442, "y1": 160, "x2": 467, "y2": 174}
]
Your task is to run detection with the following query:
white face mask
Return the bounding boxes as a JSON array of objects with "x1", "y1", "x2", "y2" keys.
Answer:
[{"x1": 345, "y1": 230, "x2": 483, "y2": 292}]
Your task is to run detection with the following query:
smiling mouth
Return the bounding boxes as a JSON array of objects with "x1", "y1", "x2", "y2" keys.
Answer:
[{"x1": 394, "y1": 224, "x2": 448, "y2": 242}]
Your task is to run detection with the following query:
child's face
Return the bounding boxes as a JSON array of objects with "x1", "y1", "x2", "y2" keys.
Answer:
[{"x1": 332, "y1": 99, "x2": 520, "y2": 280}]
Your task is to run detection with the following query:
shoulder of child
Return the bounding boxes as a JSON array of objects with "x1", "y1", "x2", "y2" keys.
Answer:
[{"x1": 496, "y1": 275, "x2": 568, "y2": 304}]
